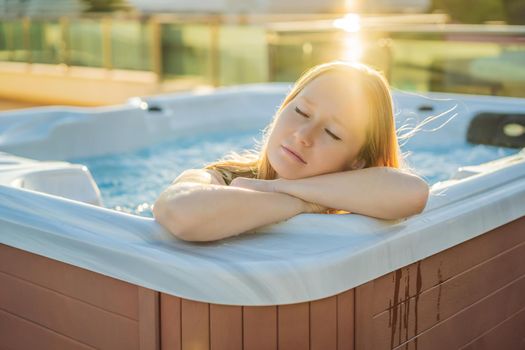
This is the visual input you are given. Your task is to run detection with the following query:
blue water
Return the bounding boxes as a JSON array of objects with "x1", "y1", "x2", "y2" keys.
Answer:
[
  {"x1": 70, "y1": 129, "x2": 260, "y2": 217},
  {"x1": 70, "y1": 128, "x2": 519, "y2": 218}
]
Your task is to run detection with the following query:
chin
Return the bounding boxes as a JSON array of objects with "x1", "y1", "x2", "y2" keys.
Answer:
[
  {"x1": 272, "y1": 165, "x2": 293, "y2": 180},
  {"x1": 268, "y1": 155, "x2": 300, "y2": 180},
  {"x1": 273, "y1": 165, "x2": 306, "y2": 180}
]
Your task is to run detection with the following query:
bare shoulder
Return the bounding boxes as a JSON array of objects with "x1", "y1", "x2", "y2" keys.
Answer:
[{"x1": 171, "y1": 168, "x2": 227, "y2": 186}]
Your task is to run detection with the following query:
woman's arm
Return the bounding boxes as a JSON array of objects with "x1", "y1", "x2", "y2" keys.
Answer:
[
  {"x1": 153, "y1": 169, "x2": 310, "y2": 242},
  {"x1": 233, "y1": 167, "x2": 429, "y2": 220}
]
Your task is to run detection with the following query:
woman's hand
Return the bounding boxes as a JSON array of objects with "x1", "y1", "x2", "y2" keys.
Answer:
[{"x1": 230, "y1": 177, "x2": 328, "y2": 214}]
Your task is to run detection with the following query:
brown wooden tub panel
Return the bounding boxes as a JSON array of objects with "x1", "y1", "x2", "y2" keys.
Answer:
[
  {"x1": 159, "y1": 290, "x2": 354, "y2": 350},
  {"x1": 0, "y1": 244, "x2": 160, "y2": 350},
  {"x1": 1, "y1": 216, "x2": 524, "y2": 350},
  {"x1": 355, "y1": 216, "x2": 525, "y2": 350}
]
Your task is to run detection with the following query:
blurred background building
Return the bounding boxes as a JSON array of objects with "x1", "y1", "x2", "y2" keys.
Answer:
[{"x1": 0, "y1": 0, "x2": 524, "y2": 108}]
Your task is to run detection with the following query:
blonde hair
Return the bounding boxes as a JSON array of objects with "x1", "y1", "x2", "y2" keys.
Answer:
[{"x1": 205, "y1": 61, "x2": 402, "y2": 184}]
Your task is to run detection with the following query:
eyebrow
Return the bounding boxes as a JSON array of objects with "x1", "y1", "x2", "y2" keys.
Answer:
[{"x1": 299, "y1": 96, "x2": 347, "y2": 128}]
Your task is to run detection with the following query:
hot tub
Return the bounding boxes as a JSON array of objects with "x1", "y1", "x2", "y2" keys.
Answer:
[{"x1": 1, "y1": 84, "x2": 524, "y2": 350}]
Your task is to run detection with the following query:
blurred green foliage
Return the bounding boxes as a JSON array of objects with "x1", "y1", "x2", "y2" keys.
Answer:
[
  {"x1": 82, "y1": 0, "x2": 130, "y2": 12},
  {"x1": 432, "y1": 0, "x2": 525, "y2": 24},
  {"x1": 502, "y1": 0, "x2": 525, "y2": 24}
]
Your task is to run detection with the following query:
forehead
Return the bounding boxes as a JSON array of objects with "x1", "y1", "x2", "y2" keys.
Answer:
[{"x1": 296, "y1": 72, "x2": 369, "y2": 136}]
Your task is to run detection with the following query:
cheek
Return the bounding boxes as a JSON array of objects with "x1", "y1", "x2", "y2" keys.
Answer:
[
  {"x1": 332, "y1": 153, "x2": 353, "y2": 171},
  {"x1": 267, "y1": 127, "x2": 281, "y2": 149},
  {"x1": 313, "y1": 144, "x2": 352, "y2": 171},
  {"x1": 268, "y1": 116, "x2": 292, "y2": 143},
  {"x1": 267, "y1": 126, "x2": 287, "y2": 161}
]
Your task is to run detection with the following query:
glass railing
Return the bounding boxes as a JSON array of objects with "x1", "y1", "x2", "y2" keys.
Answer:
[
  {"x1": 160, "y1": 22, "x2": 214, "y2": 82},
  {"x1": 0, "y1": 15, "x2": 524, "y2": 98},
  {"x1": 387, "y1": 29, "x2": 525, "y2": 97},
  {"x1": 111, "y1": 19, "x2": 152, "y2": 71},
  {"x1": 28, "y1": 20, "x2": 62, "y2": 65},
  {"x1": 0, "y1": 20, "x2": 27, "y2": 62},
  {"x1": 266, "y1": 21, "x2": 525, "y2": 98}
]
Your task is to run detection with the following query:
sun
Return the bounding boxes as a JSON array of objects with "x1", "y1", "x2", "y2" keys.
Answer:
[{"x1": 333, "y1": 14, "x2": 364, "y2": 62}]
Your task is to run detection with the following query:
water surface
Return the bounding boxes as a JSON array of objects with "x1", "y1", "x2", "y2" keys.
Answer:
[{"x1": 71, "y1": 128, "x2": 519, "y2": 217}]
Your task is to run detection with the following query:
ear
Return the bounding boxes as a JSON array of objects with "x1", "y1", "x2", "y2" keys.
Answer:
[{"x1": 349, "y1": 158, "x2": 366, "y2": 170}]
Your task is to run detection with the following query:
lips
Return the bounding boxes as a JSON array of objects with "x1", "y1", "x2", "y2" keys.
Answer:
[{"x1": 281, "y1": 145, "x2": 307, "y2": 164}]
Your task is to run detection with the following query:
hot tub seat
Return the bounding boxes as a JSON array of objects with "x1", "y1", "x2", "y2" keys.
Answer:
[{"x1": 0, "y1": 152, "x2": 102, "y2": 206}]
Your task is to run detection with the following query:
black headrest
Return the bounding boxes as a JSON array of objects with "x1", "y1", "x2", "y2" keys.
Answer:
[{"x1": 467, "y1": 113, "x2": 525, "y2": 148}]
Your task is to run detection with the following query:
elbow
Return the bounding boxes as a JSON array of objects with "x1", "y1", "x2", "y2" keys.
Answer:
[
  {"x1": 167, "y1": 226, "x2": 207, "y2": 243},
  {"x1": 409, "y1": 177, "x2": 430, "y2": 216},
  {"x1": 153, "y1": 196, "x2": 216, "y2": 242},
  {"x1": 153, "y1": 196, "x2": 197, "y2": 242},
  {"x1": 167, "y1": 221, "x2": 212, "y2": 242},
  {"x1": 384, "y1": 177, "x2": 429, "y2": 220}
]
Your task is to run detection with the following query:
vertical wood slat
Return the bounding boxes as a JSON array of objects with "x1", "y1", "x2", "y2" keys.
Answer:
[
  {"x1": 160, "y1": 293, "x2": 182, "y2": 350},
  {"x1": 310, "y1": 296, "x2": 337, "y2": 350},
  {"x1": 337, "y1": 289, "x2": 355, "y2": 350},
  {"x1": 210, "y1": 304, "x2": 242, "y2": 350},
  {"x1": 355, "y1": 282, "x2": 375, "y2": 350},
  {"x1": 278, "y1": 302, "x2": 310, "y2": 350},
  {"x1": 243, "y1": 306, "x2": 277, "y2": 350},
  {"x1": 181, "y1": 299, "x2": 210, "y2": 350},
  {"x1": 138, "y1": 287, "x2": 160, "y2": 350}
]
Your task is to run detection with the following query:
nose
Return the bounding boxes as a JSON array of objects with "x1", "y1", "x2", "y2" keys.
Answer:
[{"x1": 294, "y1": 124, "x2": 316, "y2": 147}]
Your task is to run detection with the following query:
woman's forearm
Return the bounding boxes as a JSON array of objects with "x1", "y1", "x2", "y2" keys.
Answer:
[
  {"x1": 153, "y1": 184, "x2": 305, "y2": 242},
  {"x1": 273, "y1": 167, "x2": 429, "y2": 219}
]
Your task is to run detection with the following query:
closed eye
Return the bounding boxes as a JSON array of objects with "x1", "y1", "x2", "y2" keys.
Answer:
[
  {"x1": 295, "y1": 106, "x2": 309, "y2": 118},
  {"x1": 295, "y1": 106, "x2": 342, "y2": 141},
  {"x1": 325, "y1": 129, "x2": 341, "y2": 140}
]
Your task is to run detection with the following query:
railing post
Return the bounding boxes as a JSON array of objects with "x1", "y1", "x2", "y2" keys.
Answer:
[
  {"x1": 101, "y1": 16, "x2": 112, "y2": 70},
  {"x1": 150, "y1": 17, "x2": 163, "y2": 83},
  {"x1": 22, "y1": 16, "x2": 31, "y2": 64},
  {"x1": 6, "y1": 19, "x2": 14, "y2": 61},
  {"x1": 209, "y1": 17, "x2": 220, "y2": 87},
  {"x1": 59, "y1": 16, "x2": 70, "y2": 67},
  {"x1": 266, "y1": 30, "x2": 277, "y2": 83}
]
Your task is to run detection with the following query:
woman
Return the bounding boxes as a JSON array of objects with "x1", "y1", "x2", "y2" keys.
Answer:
[{"x1": 153, "y1": 61, "x2": 429, "y2": 242}]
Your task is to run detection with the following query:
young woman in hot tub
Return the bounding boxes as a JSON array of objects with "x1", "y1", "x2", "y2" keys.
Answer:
[{"x1": 153, "y1": 61, "x2": 429, "y2": 242}]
